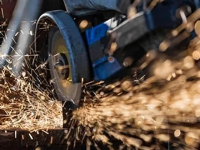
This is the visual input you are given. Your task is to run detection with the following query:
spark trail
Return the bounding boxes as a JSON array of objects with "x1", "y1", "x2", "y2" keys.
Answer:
[{"x1": 65, "y1": 37, "x2": 200, "y2": 150}]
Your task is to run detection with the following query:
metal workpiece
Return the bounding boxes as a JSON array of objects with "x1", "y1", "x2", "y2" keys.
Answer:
[{"x1": 0, "y1": 0, "x2": 43, "y2": 75}]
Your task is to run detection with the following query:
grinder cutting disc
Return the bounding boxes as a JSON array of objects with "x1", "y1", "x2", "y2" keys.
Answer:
[{"x1": 48, "y1": 28, "x2": 81, "y2": 105}]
